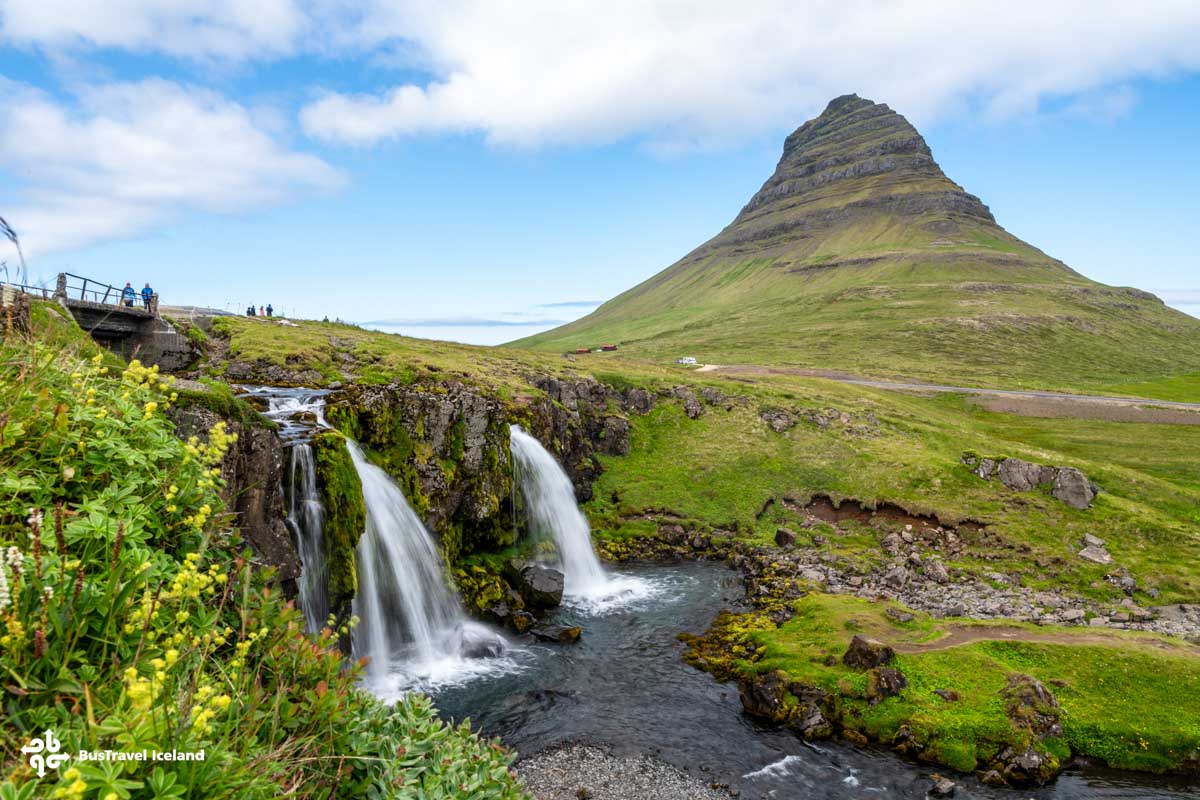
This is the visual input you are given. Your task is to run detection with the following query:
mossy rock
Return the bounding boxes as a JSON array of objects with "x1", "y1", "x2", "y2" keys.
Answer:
[{"x1": 311, "y1": 430, "x2": 365, "y2": 617}]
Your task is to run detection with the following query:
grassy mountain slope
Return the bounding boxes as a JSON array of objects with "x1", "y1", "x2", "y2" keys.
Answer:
[{"x1": 512, "y1": 95, "x2": 1200, "y2": 392}]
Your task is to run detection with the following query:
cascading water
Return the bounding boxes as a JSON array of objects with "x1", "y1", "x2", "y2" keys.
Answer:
[
  {"x1": 254, "y1": 388, "x2": 333, "y2": 634},
  {"x1": 241, "y1": 385, "x2": 516, "y2": 698},
  {"x1": 287, "y1": 444, "x2": 328, "y2": 632},
  {"x1": 346, "y1": 441, "x2": 510, "y2": 697},
  {"x1": 509, "y1": 424, "x2": 653, "y2": 611}
]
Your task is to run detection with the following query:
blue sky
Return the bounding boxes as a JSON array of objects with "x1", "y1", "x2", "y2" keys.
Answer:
[{"x1": 1, "y1": 3, "x2": 1198, "y2": 344}]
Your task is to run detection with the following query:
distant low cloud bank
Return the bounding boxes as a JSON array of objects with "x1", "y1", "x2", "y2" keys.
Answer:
[{"x1": 363, "y1": 316, "x2": 569, "y2": 328}]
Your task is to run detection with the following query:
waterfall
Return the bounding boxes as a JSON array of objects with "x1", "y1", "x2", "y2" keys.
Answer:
[
  {"x1": 259, "y1": 389, "x2": 332, "y2": 635},
  {"x1": 287, "y1": 444, "x2": 328, "y2": 632},
  {"x1": 243, "y1": 385, "x2": 515, "y2": 697},
  {"x1": 509, "y1": 425, "x2": 652, "y2": 611},
  {"x1": 346, "y1": 441, "x2": 507, "y2": 694}
]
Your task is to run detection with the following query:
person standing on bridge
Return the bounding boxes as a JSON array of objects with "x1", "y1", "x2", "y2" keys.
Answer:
[
  {"x1": 266, "y1": 304, "x2": 273, "y2": 317},
  {"x1": 122, "y1": 282, "x2": 137, "y2": 308},
  {"x1": 141, "y1": 282, "x2": 153, "y2": 311}
]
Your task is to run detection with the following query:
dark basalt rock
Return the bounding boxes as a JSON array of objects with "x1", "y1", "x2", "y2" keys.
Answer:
[
  {"x1": 997, "y1": 458, "x2": 1056, "y2": 492},
  {"x1": 760, "y1": 408, "x2": 796, "y2": 433},
  {"x1": 739, "y1": 670, "x2": 790, "y2": 718},
  {"x1": 842, "y1": 634, "x2": 895, "y2": 670},
  {"x1": 963, "y1": 452, "x2": 1099, "y2": 509},
  {"x1": 168, "y1": 404, "x2": 300, "y2": 587},
  {"x1": 672, "y1": 386, "x2": 704, "y2": 419},
  {"x1": 1053, "y1": 467, "x2": 1098, "y2": 509},
  {"x1": 774, "y1": 527, "x2": 798, "y2": 547},
  {"x1": 530, "y1": 624, "x2": 582, "y2": 644},
  {"x1": 505, "y1": 560, "x2": 565, "y2": 609},
  {"x1": 461, "y1": 637, "x2": 505, "y2": 659},
  {"x1": 866, "y1": 666, "x2": 908, "y2": 705}
]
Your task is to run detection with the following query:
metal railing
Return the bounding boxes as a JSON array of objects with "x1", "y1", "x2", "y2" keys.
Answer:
[
  {"x1": 58, "y1": 272, "x2": 157, "y2": 314},
  {"x1": 62, "y1": 272, "x2": 130, "y2": 306}
]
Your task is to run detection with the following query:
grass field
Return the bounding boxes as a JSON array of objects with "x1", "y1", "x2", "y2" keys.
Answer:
[{"x1": 737, "y1": 594, "x2": 1200, "y2": 774}]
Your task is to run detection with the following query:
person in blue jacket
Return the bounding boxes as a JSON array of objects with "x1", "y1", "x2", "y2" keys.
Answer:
[
  {"x1": 122, "y1": 282, "x2": 137, "y2": 308},
  {"x1": 141, "y1": 282, "x2": 154, "y2": 311}
]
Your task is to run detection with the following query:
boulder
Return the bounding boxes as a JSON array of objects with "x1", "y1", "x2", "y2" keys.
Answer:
[
  {"x1": 998, "y1": 458, "x2": 1054, "y2": 492},
  {"x1": 979, "y1": 770, "x2": 1005, "y2": 787},
  {"x1": 1002, "y1": 673, "x2": 1063, "y2": 739},
  {"x1": 930, "y1": 774, "x2": 957, "y2": 797},
  {"x1": 504, "y1": 560, "x2": 565, "y2": 609},
  {"x1": 775, "y1": 527, "x2": 798, "y2": 547},
  {"x1": 866, "y1": 666, "x2": 908, "y2": 705},
  {"x1": 883, "y1": 565, "x2": 909, "y2": 589},
  {"x1": 672, "y1": 387, "x2": 704, "y2": 419},
  {"x1": 739, "y1": 670, "x2": 790, "y2": 718},
  {"x1": 1077, "y1": 545, "x2": 1112, "y2": 564},
  {"x1": 925, "y1": 560, "x2": 950, "y2": 584},
  {"x1": 699, "y1": 387, "x2": 727, "y2": 406},
  {"x1": 975, "y1": 458, "x2": 998, "y2": 480},
  {"x1": 997, "y1": 745, "x2": 1055, "y2": 786},
  {"x1": 1052, "y1": 467, "x2": 1097, "y2": 509},
  {"x1": 530, "y1": 624, "x2": 582, "y2": 644},
  {"x1": 625, "y1": 388, "x2": 654, "y2": 415},
  {"x1": 598, "y1": 416, "x2": 631, "y2": 456},
  {"x1": 461, "y1": 635, "x2": 505, "y2": 659},
  {"x1": 934, "y1": 689, "x2": 960, "y2": 702},
  {"x1": 760, "y1": 408, "x2": 796, "y2": 433},
  {"x1": 511, "y1": 611, "x2": 535, "y2": 634},
  {"x1": 842, "y1": 635, "x2": 895, "y2": 670}
]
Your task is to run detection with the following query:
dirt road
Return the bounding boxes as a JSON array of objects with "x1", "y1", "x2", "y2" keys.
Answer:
[
  {"x1": 696, "y1": 364, "x2": 1200, "y2": 424},
  {"x1": 893, "y1": 624, "x2": 1200, "y2": 655}
]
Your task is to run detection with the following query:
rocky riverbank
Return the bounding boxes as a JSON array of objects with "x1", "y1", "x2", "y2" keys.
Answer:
[
  {"x1": 591, "y1": 516, "x2": 1200, "y2": 786},
  {"x1": 599, "y1": 515, "x2": 1200, "y2": 640}
]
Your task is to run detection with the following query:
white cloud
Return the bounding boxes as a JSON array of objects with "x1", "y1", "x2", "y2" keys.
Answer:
[
  {"x1": 0, "y1": 0, "x2": 305, "y2": 60},
  {"x1": 298, "y1": 1, "x2": 1200, "y2": 149},
  {"x1": 0, "y1": 78, "x2": 344, "y2": 255}
]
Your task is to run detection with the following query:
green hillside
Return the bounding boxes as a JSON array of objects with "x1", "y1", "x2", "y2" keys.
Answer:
[{"x1": 512, "y1": 95, "x2": 1200, "y2": 393}]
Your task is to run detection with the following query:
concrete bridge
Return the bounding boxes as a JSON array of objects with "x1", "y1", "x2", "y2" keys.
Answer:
[{"x1": 8, "y1": 273, "x2": 194, "y2": 369}]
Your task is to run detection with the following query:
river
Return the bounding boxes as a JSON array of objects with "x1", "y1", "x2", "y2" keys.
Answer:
[{"x1": 434, "y1": 560, "x2": 1197, "y2": 800}]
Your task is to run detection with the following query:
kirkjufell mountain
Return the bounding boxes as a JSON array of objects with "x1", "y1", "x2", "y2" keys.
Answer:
[{"x1": 514, "y1": 95, "x2": 1200, "y2": 389}]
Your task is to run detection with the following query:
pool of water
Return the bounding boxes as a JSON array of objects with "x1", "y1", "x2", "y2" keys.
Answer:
[{"x1": 433, "y1": 560, "x2": 1196, "y2": 799}]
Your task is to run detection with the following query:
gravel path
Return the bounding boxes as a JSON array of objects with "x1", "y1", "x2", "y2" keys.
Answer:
[
  {"x1": 517, "y1": 745, "x2": 733, "y2": 800},
  {"x1": 700, "y1": 364, "x2": 1200, "y2": 419}
]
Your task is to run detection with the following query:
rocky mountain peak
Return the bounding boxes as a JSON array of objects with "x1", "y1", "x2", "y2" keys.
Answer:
[{"x1": 734, "y1": 95, "x2": 994, "y2": 227}]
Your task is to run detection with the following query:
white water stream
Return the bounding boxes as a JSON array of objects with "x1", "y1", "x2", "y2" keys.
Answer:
[
  {"x1": 509, "y1": 425, "x2": 653, "y2": 612},
  {"x1": 346, "y1": 441, "x2": 512, "y2": 698}
]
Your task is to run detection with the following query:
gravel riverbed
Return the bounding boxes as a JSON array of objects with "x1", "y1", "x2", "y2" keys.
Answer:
[{"x1": 517, "y1": 745, "x2": 733, "y2": 800}]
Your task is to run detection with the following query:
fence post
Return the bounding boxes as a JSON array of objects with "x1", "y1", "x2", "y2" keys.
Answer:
[
  {"x1": 150, "y1": 294, "x2": 159, "y2": 316},
  {"x1": 55, "y1": 273, "x2": 67, "y2": 300}
]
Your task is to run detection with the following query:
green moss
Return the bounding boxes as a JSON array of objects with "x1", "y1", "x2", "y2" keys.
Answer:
[
  {"x1": 312, "y1": 430, "x2": 365, "y2": 606},
  {"x1": 174, "y1": 379, "x2": 274, "y2": 430}
]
